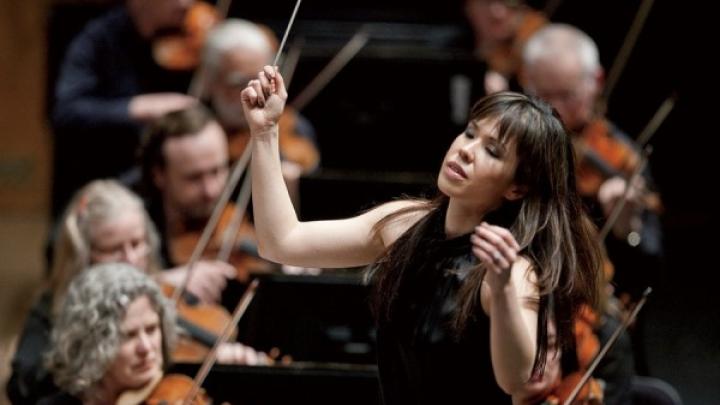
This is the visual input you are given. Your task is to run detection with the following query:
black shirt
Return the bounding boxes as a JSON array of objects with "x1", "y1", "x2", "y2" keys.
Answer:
[{"x1": 375, "y1": 207, "x2": 511, "y2": 405}]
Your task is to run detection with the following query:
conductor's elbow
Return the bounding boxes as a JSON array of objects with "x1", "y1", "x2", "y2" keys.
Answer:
[
  {"x1": 256, "y1": 241, "x2": 285, "y2": 264},
  {"x1": 497, "y1": 373, "x2": 533, "y2": 397}
]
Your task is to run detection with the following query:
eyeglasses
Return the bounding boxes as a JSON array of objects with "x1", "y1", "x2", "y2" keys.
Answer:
[
  {"x1": 223, "y1": 71, "x2": 252, "y2": 90},
  {"x1": 526, "y1": 76, "x2": 592, "y2": 106}
]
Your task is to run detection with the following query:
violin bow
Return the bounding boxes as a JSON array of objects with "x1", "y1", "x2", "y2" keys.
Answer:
[
  {"x1": 635, "y1": 95, "x2": 675, "y2": 148},
  {"x1": 597, "y1": 146, "x2": 650, "y2": 243},
  {"x1": 282, "y1": 36, "x2": 306, "y2": 90},
  {"x1": 290, "y1": 26, "x2": 370, "y2": 111},
  {"x1": 171, "y1": 145, "x2": 251, "y2": 305},
  {"x1": 596, "y1": 95, "x2": 675, "y2": 243},
  {"x1": 172, "y1": 0, "x2": 303, "y2": 305},
  {"x1": 597, "y1": 0, "x2": 655, "y2": 116},
  {"x1": 563, "y1": 287, "x2": 652, "y2": 405},
  {"x1": 217, "y1": 168, "x2": 252, "y2": 262},
  {"x1": 181, "y1": 278, "x2": 260, "y2": 405}
]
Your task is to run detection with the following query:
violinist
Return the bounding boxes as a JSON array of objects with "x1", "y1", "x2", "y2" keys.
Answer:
[
  {"x1": 520, "y1": 24, "x2": 670, "y2": 404},
  {"x1": 463, "y1": 0, "x2": 547, "y2": 94},
  {"x1": 521, "y1": 23, "x2": 664, "y2": 307},
  {"x1": 201, "y1": 19, "x2": 320, "y2": 204},
  {"x1": 138, "y1": 104, "x2": 272, "y2": 282},
  {"x1": 38, "y1": 263, "x2": 176, "y2": 404},
  {"x1": 6, "y1": 180, "x2": 262, "y2": 404},
  {"x1": 51, "y1": 0, "x2": 198, "y2": 218}
]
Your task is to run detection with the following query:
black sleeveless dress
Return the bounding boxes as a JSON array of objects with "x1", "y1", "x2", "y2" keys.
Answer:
[{"x1": 374, "y1": 207, "x2": 511, "y2": 405}]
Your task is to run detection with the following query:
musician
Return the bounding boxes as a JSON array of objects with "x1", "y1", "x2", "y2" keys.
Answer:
[
  {"x1": 38, "y1": 263, "x2": 175, "y2": 404},
  {"x1": 521, "y1": 23, "x2": 663, "y2": 306},
  {"x1": 521, "y1": 24, "x2": 673, "y2": 405},
  {"x1": 50, "y1": 0, "x2": 197, "y2": 218},
  {"x1": 7, "y1": 180, "x2": 260, "y2": 405},
  {"x1": 201, "y1": 19, "x2": 320, "y2": 203},
  {"x1": 137, "y1": 104, "x2": 271, "y2": 284}
]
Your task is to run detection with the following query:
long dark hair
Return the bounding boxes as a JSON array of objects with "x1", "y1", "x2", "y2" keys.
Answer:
[{"x1": 370, "y1": 91, "x2": 603, "y2": 374}]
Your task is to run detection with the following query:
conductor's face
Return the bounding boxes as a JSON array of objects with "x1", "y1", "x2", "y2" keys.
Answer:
[{"x1": 438, "y1": 118, "x2": 525, "y2": 208}]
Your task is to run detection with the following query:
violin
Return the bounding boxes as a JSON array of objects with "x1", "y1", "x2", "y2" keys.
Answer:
[
  {"x1": 168, "y1": 203, "x2": 276, "y2": 283},
  {"x1": 542, "y1": 306, "x2": 604, "y2": 405},
  {"x1": 543, "y1": 373, "x2": 603, "y2": 405},
  {"x1": 160, "y1": 284, "x2": 238, "y2": 363},
  {"x1": 574, "y1": 119, "x2": 641, "y2": 198},
  {"x1": 116, "y1": 373, "x2": 211, "y2": 405},
  {"x1": 153, "y1": 1, "x2": 220, "y2": 71},
  {"x1": 574, "y1": 119, "x2": 662, "y2": 211},
  {"x1": 145, "y1": 374, "x2": 211, "y2": 405},
  {"x1": 228, "y1": 108, "x2": 320, "y2": 174}
]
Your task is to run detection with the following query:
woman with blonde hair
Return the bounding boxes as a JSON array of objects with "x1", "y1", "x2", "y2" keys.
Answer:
[{"x1": 7, "y1": 180, "x2": 264, "y2": 404}]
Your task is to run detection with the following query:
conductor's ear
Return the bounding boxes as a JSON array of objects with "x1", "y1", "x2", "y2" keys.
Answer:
[{"x1": 504, "y1": 183, "x2": 528, "y2": 201}]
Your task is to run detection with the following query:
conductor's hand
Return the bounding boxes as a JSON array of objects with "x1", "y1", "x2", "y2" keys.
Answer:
[
  {"x1": 241, "y1": 65, "x2": 288, "y2": 137},
  {"x1": 471, "y1": 222, "x2": 520, "y2": 291}
]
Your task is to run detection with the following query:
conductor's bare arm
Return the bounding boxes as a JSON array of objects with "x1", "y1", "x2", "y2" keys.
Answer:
[{"x1": 241, "y1": 66, "x2": 425, "y2": 269}]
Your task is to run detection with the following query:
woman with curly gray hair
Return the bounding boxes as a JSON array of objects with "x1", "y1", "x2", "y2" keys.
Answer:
[
  {"x1": 7, "y1": 179, "x2": 262, "y2": 404},
  {"x1": 7, "y1": 179, "x2": 165, "y2": 404},
  {"x1": 40, "y1": 262, "x2": 176, "y2": 404}
]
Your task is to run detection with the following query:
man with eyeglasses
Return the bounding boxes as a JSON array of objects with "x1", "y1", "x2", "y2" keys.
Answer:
[
  {"x1": 520, "y1": 23, "x2": 664, "y2": 300},
  {"x1": 519, "y1": 24, "x2": 679, "y2": 405},
  {"x1": 200, "y1": 19, "x2": 320, "y2": 206}
]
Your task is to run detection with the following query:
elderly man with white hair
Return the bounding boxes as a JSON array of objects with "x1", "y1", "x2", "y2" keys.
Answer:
[
  {"x1": 201, "y1": 19, "x2": 320, "y2": 188},
  {"x1": 520, "y1": 24, "x2": 680, "y2": 405}
]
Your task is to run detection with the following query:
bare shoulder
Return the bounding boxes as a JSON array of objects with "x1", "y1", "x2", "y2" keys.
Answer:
[{"x1": 370, "y1": 199, "x2": 432, "y2": 248}]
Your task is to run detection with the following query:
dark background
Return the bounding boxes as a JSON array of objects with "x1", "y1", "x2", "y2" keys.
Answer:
[{"x1": 46, "y1": 0, "x2": 717, "y2": 403}]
